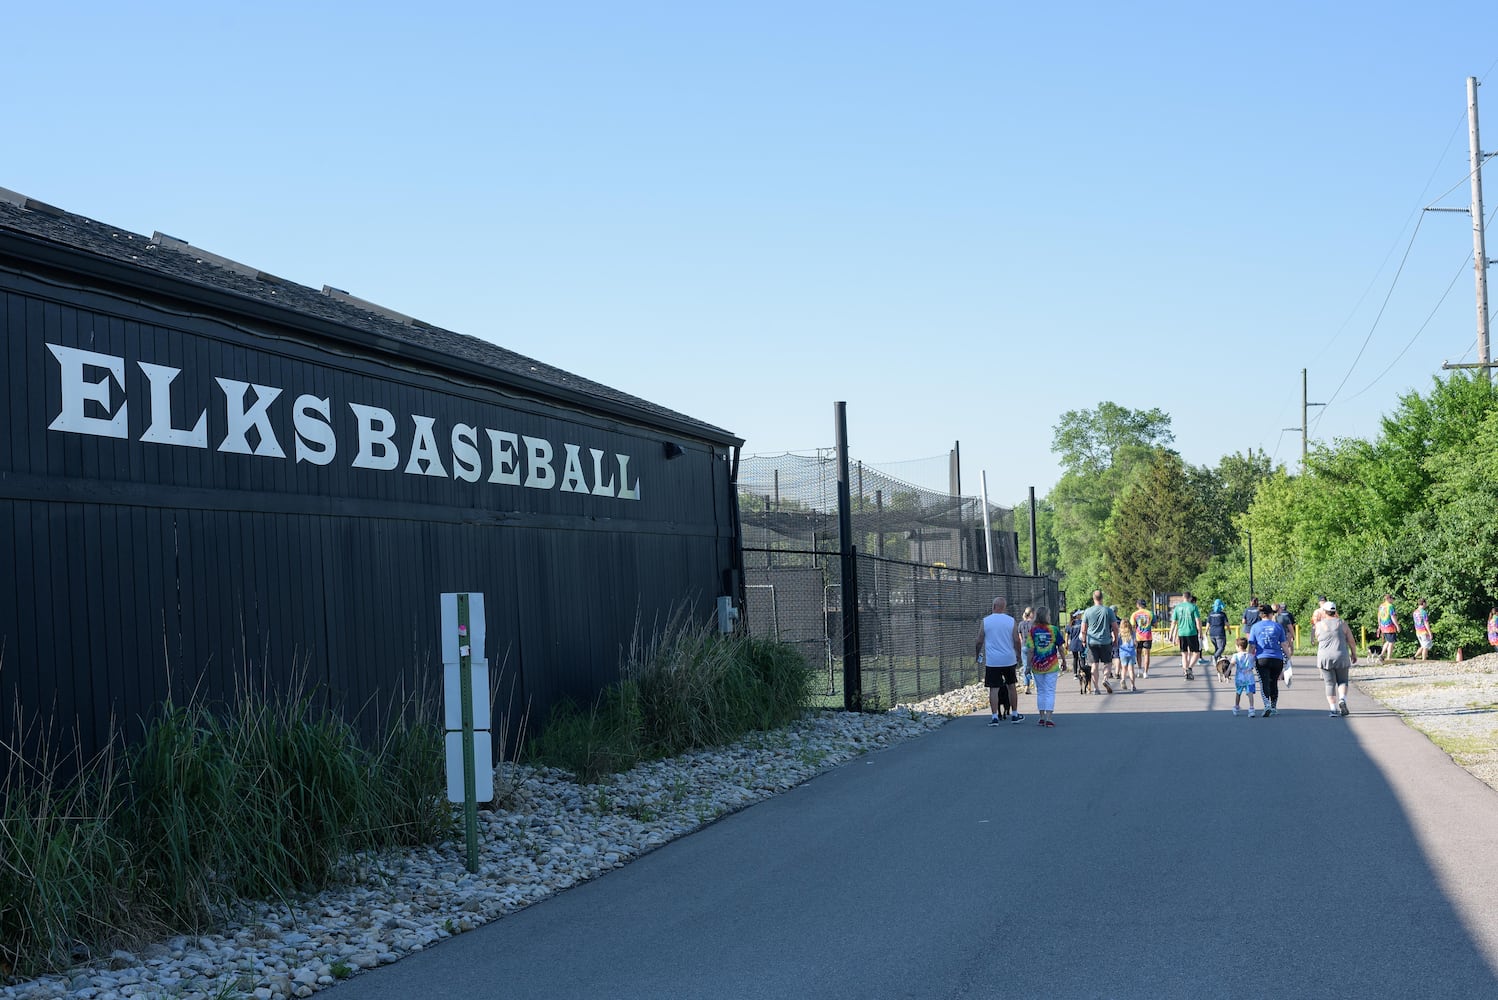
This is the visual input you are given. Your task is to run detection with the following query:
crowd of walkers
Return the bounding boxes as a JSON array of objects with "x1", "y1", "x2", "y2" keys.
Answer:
[{"x1": 975, "y1": 588, "x2": 1498, "y2": 728}]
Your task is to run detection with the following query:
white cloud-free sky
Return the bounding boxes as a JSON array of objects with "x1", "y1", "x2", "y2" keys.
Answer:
[{"x1": 6, "y1": 1, "x2": 1496, "y2": 504}]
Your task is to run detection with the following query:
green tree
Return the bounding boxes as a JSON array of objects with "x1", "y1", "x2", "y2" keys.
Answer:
[
  {"x1": 1046, "y1": 403, "x2": 1176, "y2": 592},
  {"x1": 1199, "y1": 372, "x2": 1498, "y2": 639},
  {"x1": 1214, "y1": 449, "x2": 1274, "y2": 526},
  {"x1": 1052, "y1": 403, "x2": 1174, "y2": 477},
  {"x1": 1050, "y1": 449, "x2": 1153, "y2": 592},
  {"x1": 1101, "y1": 451, "x2": 1214, "y2": 603}
]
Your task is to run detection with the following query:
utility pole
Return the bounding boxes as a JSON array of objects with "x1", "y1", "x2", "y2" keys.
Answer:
[
  {"x1": 1471, "y1": 75, "x2": 1492, "y2": 382},
  {"x1": 1436, "y1": 76, "x2": 1496, "y2": 380},
  {"x1": 1247, "y1": 531, "x2": 1255, "y2": 601},
  {"x1": 1282, "y1": 369, "x2": 1326, "y2": 473}
]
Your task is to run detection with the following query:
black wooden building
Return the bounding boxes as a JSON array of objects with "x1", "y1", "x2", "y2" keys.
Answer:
[{"x1": 0, "y1": 188, "x2": 744, "y2": 765}]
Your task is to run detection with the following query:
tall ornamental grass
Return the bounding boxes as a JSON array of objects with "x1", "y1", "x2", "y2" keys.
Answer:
[
  {"x1": 0, "y1": 737, "x2": 141, "y2": 980},
  {"x1": 529, "y1": 612, "x2": 815, "y2": 782},
  {"x1": 1, "y1": 684, "x2": 449, "y2": 983}
]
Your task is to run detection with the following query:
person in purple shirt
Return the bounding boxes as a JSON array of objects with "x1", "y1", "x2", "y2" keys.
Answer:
[{"x1": 1248, "y1": 604, "x2": 1289, "y2": 716}]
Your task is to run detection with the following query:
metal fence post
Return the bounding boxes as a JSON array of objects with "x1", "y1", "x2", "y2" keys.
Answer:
[{"x1": 835, "y1": 403, "x2": 862, "y2": 711}]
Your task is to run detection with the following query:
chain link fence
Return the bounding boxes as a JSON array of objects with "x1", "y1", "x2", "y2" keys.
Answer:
[
  {"x1": 738, "y1": 450, "x2": 1061, "y2": 708},
  {"x1": 743, "y1": 548, "x2": 1062, "y2": 708}
]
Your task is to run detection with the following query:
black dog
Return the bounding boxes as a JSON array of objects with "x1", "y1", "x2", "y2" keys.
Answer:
[{"x1": 1078, "y1": 661, "x2": 1093, "y2": 695}]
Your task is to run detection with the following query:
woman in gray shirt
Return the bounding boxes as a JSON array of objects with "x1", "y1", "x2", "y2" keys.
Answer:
[{"x1": 1315, "y1": 601, "x2": 1358, "y2": 717}]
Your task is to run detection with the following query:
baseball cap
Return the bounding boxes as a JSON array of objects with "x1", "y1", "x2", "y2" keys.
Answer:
[{"x1": 1323, "y1": 601, "x2": 1337, "y2": 613}]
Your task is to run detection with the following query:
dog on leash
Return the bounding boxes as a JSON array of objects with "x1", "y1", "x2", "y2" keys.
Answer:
[
  {"x1": 1215, "y1": 657, "x2": 1233, "y2": 684},
  {"x1": 1078, "y1": 661, "x2": 1093, "y2": 695}
]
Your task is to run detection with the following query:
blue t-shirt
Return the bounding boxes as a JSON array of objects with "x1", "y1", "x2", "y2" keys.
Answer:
[
  {"x1": 1082, "y1": 604, "x2": 1118, "y2": 645},
  {"x1": 1248, "y1": 619, "x2": 1287, "y2": 659},
  {"x1": 1207, "y1": 611, "x2": 1229, "y2": 636}
]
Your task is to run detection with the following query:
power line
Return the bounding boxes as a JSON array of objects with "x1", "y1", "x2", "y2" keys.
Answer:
[
  {"x1": 1318, "y1": 212, "x2": 1427, "y2": 412},
  {"x1": 1311, "y1": 108, "x2": 1472, "y2": 368},
  {"x1": 1313, "y1": 194, "x2": 1498, "y2": 428},
  {"x1": 1268, "y1": 428, "x2": 1288, "y2": 468},
  {"x1": 1337, "y1": 251, "x2": 1472, "y2": 404}
]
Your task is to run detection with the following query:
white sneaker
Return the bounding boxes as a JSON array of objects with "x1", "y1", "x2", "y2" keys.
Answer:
[
  {"x1": 1248, "y1": 709, "x2": 1259, "y2": 717},
  {"x1": 1232, "y1": 707, "x2": 1240, "y2": 716}
]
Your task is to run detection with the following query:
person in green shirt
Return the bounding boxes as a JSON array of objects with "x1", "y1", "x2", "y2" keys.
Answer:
[{"x1": 1169, "y1": 592, "x2": 1204, "y2": 680}]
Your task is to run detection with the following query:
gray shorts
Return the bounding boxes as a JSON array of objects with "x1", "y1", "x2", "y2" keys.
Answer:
[{"x1": 1319, "y1": 660, "x2": 1351, "y2": 694}]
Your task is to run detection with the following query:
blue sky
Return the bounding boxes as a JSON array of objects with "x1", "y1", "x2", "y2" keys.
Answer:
[{"x1": 6, "y1": 2, "x2": 1497, "y2": 505}]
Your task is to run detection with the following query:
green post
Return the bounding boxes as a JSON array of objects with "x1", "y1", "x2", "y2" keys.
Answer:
[{"x1": 458, "y1": 594, "x2": 479, "y2": 873}]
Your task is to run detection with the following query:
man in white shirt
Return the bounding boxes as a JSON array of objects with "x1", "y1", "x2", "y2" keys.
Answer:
[{"x1": 975, "y1": 596, "x2": 1024, "y2": 725}]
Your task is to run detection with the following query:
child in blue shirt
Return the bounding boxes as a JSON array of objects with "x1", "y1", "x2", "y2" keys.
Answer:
[
  {"x1": 1231, "y1": 637, "x2": 1259, "y2": 717},
  {"x1": 1118, "y1": 621, "x2": 1138, "y2": 692}
]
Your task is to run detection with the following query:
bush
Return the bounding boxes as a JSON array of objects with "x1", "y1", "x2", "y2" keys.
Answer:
[
  {"x1": 527, "y1": 684, "x2": 644, "y2": 785},
  {"x1": 528, "y1": 611, "x2": 815, "y2": 781}
]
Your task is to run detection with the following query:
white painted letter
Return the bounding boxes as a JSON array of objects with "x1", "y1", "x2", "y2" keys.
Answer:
[
  {"x1": 216, "y1": 378, "x2": 285, "y2": 457},
  {"x1": 47, "y1": 344, "x2": 127, "y2": 438},
  {"x1": 138, "y1": 362, "x2": 207, "y2": 448},
  {"x1": 485, "y1": 430, "x2": 521, "y2": 485},
  {"x1": 404, "y1": 415, "x2": 448, "y2": 477},
  {"x1": 589, "y1": 448, "x2": 617, "y2": 497},
  {"x1": 523, "y1": 436, "x2": 555, "y2": 490},
  {"x1": 559, "y1": 444, "x2": 589, "y2": 494},
  {"x1": 615, "y1": 453, "x2": 641, "y2": 500},
  {"x1": 452, "y1": 424, "x2": 482, "y2": 482},
  {"x1": 293, "y1": 394, "x2": 336, "y2": 466},
  {"x1": 350, "y1": 403, "x2": 400, "y2": 470}
]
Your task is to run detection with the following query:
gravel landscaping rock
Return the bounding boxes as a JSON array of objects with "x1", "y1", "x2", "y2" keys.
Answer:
[{"x1": 1355, "y1": 653, "x2": 1498, "y2": 791}]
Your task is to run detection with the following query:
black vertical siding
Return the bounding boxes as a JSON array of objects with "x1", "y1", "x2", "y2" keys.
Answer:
[{"x1": 0, "y1": 273, "x2": 739, "y2": 766}]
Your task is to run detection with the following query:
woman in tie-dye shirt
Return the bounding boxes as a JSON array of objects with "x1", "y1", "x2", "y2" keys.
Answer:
[
  {"x1": 1413, "y1": 599, "x2": 1432, "y2": 661},
  {"x1": 1027, "y1": 605, "x2": 1066, "y2": 728}
]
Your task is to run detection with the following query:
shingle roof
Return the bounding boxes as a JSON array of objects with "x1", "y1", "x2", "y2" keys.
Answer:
[{"x1": 0, "y1": 190, "x2": 738, "y2": 445}]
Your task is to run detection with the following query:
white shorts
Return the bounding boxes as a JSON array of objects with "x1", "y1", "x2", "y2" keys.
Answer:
[{"x1": 1418, "y1": 632, "x2": 1433, "y2": 650}]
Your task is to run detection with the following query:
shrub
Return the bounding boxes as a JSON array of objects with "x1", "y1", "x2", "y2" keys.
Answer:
[
  {"x1": 527, "y1": 684, "x2": 644, "y2": 785},
  {"x1": 529, "y1": 609, "x2": 815, "y2": 781}
]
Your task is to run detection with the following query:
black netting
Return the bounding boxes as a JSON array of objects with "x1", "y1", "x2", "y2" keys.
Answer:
[
  {"x1": 739, "y1": 451, "x2": 1021, "y2": 573},
  {"x1": 737, "y1": 450, "x2": 1061, "y2": 708}
]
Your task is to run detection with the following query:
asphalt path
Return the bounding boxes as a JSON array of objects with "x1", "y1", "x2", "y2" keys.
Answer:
[{"x1": 327, "y1": 655, "x2": 1498, "y2": 999}]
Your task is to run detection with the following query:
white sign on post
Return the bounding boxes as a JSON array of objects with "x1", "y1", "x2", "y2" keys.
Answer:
[
  {"x1": 440, "y1": 592, "x2": 492, "y2": 807},
  {"x1": 444, "y1": 661, "x2": 491, "y2": 731},
  {"x1": 446, "y1": 731, "x2": 494, "y2": 802},
  {"x1": 440, "y1": 593, "x2": 486, "y2": 663}
]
